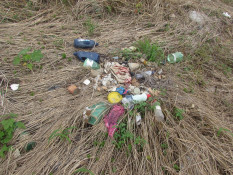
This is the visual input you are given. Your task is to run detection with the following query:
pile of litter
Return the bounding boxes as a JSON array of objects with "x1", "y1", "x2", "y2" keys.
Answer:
[{"x1": 68, "y1": 38, "x2": 183, "y2": 137}]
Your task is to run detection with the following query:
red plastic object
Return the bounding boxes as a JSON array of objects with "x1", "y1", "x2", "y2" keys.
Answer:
[{"x1": 104, "y1": 104, "x2": 125, "y2": 137}]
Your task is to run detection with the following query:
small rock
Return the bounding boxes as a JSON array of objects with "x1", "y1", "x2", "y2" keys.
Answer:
[
  {"x1": 158, "y1": 75, "x2": 162, "y2": 79},
  {"x1": 170, "y1": 14, "x2": 176, "y2": 18},
  {"x1": 128, "y1": 63, "x2": 140, "y2": 71},
  {"x1": 191, "y1": 104, "x2": 195, "y2": 108},
  {"x1": 13, "y1": 148, "x2": 20, "y2": 158}
]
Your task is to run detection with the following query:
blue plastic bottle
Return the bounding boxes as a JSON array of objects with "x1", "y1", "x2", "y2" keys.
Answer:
[
  {"x1": 74, "y1": 39, "x2": 98, "y2": 48},
  {"x1": 73, "y1": 51, "x2": 100, "y2": 63}
]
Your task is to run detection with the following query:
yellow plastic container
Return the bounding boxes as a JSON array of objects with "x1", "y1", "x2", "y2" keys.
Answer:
[{"x1": 108, "y1": 92, "x2": 123, "y2": 104}]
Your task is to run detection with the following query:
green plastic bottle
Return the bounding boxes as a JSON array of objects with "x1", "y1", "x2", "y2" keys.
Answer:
[{"x1": 167, "y1": 52, "x2": 183, "y2": 63}]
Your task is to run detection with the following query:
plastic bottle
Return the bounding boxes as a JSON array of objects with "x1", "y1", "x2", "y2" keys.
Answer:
[
  {"x1": 73, "y1": 51, "x2": 100, "y2": 63},
  {"x1": 74, "y1": 39, "x2": 98, "y2": 48},
  {"x1": 122, "y1": 95, "x2": 134, "y2": 110},
  {"x1": 154, "y1": 103, "x2": 165, "y2": 122},
  {"x1": 132, "y1": 94, "x2": 151, "y2": 103},
  {"x1": 135, "y1": 71, "x2": 154, "y2": 80},
  {"x1": 167, "y1": 52, "x2": 183, "y2": 63}
]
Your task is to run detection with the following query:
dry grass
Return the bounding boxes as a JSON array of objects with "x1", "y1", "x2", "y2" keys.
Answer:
[{"x1": 0, "y1": 0, "x2": 233, "y2": 175}]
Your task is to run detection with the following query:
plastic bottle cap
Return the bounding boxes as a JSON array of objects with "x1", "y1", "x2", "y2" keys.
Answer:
[{"x1": 147, "y1": 94, "x2": 151, "y2": 99}]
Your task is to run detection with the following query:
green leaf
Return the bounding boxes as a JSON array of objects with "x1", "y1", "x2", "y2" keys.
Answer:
[
  {"x1": 1, "y1": 119, "x2": 14, "y2": 130},
  {"x1": 72, "y1": 167, "x2": 95, "y2": 175},
  {"x1": 31, "y1": 50, "x2": 43, "y2": 62},
  {"x1": 48, "y1": 129, "x2": 61, "y2": 143},
  {"x1": 19, "y1": 48, "x2": 30, "y2": 55},
  {"x1": 13, "y1": 56, "x2": 21, "y2": 65},
  {"x1": 16, "y1": 122, "x2": 26, "y2": 129},
  {"x1": 9, "y1": 113, "x2": 18, "y2": 118},
  {"x1": 27, "y1": 63, "x2": 33, "y2": 70},
  {"x1": 61, "y1": 53, "x2": 66, "y2": 59},
  {"x1": 0, "y1": 144, "x2": 9, "y2": 158},
  {"x1": 217, "y1": 128, "x2": 232, "y2": 137},
  {"x1": 23, "y1": 54, "x2": 31, "y2": 62},
  {"x1": 1, "y1": 133, "x2": 13, "y2": 144},
  {"x1": 0, "y1": 131, "x2": 5, "y2": 139}
]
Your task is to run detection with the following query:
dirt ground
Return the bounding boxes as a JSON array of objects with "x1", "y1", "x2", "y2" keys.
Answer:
[{"x1": 0, "y1": 0, "x2": 233, "y2": 175}]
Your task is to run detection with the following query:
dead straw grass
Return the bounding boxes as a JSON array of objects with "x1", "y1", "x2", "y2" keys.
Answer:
[{"x1": 0, "y1": 0, "x2": 233, "y2": 174}]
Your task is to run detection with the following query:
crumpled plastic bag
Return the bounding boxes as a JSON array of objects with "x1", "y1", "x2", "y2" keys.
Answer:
[
  {"x1": 110, "y1": 62, "x2": 131, "y2": 84},
  {"x1": 104, "y1": 104, "x2": 125, "y2": 137}
]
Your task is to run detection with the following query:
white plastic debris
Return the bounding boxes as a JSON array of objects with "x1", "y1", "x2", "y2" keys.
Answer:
[
  {"x1": 101, "y1": 74, "x2": 116, "y2": 86},
  {"x1": 158, "y1": 69, "x2": 163, "y2": 75},
  {"x1": 104, "y1": 62, "x2": 112, "y2": 73},
  {"x1": 133, "y1": 87, "x2": 141, "y2": 95},
  {"x1": 129, "y1": 46, "x2": 137, "y2": 52},
  {"x1": 93, "y1": 75, "x2": 100, "y2": 89},
  {"x1": 136, "y1": 113, "x2": 142, "y2": 125},
  {"x1": 223, "y1": 12, "x2": 231, "y2": 18},
  {"x1": 112, "y1": 56, "x2": 119, "y2": 59},
  {"x1": 10, "y1": 84, "x2": 19, "y2": 91},
  {"x1": 108, "y1": 86, "x2": 117, "y2": 92},
  {"x1": 83, "y1": 79, "x2": 91, "y2": 85},
  {"x1": 189, "y1": 11, "x2": 206, "y2": 24}
]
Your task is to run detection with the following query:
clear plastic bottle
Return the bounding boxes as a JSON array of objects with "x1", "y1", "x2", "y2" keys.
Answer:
[
  {"x1": 154, "y1": 105, "x2": 165, "y2": 122},
  {"x1": 122, "y1": 95, "x2": 134, "y2": 110}
]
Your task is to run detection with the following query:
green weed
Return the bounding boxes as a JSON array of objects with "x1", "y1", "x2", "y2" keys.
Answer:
[
  {"x1": 217, "y1": 128, "x2": 233, "y2": 137},
  {"x1": 134, "y1": 100, "x2": 156, "y2": 117},
  {"x1": 61, "y1": 53, "x2": 66, "y2": 59},
  {"x1": 135, "y1": 39, "x2": 164, "y2": 63},
  {"x1": 13, "y1": 48, "x2": 43, "y2": 71},
  {"x1": 72, "y1": 167, "x2": 94, "y2": 175},
  {"x1": 183, "y1": 87, "x2": 194, "y2": 93},
  {"x1": 0, "y1": 113, "x2": 25, "y2": 158},
  {"x1": 48, "y1": 127, "x2": 75, "y2": 144},
  {"x1": 174, "y1": 107, "x2": 184, "y2": 121},
  {"x1": 173, "y1": 164, "x2": 180, "y2": 171},
  {"x1": 84, "y1": 19, "x2": 96, "y2": 36},
  {"x1": 112, "y1": 119, "x2": 146, "y2": 151},
  {"x1": 120, "y1": 49, "x2": 142, "y2": 61},
  {"x1": 53, "y1": 39, "x2": 64, "y2": 49}
]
